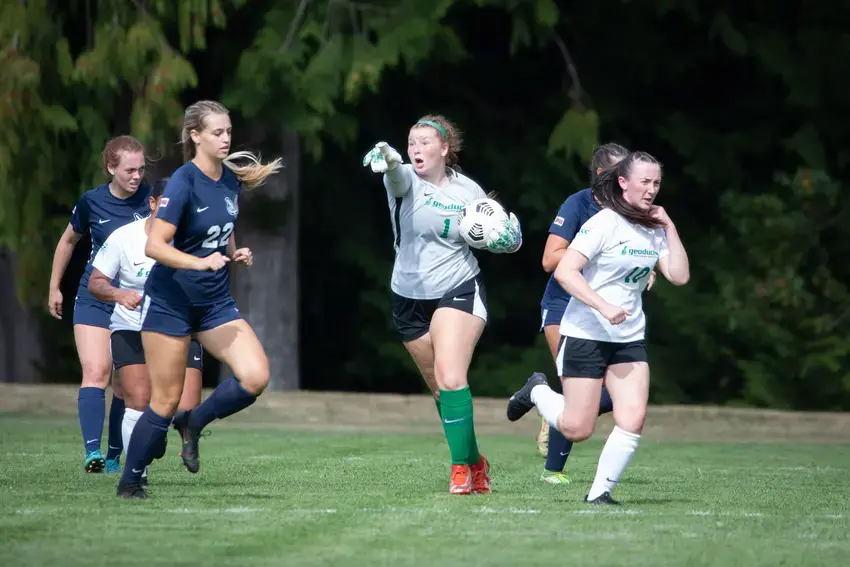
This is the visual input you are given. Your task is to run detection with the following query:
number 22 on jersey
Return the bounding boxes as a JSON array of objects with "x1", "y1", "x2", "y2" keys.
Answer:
[{"x1": 202, "y1": 222, "x2": 233, "y2": 249}]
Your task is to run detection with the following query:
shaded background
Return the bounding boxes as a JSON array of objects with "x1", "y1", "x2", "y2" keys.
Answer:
[{"x1": 1, "y1": 0, "x2": 849, "y2": 410}]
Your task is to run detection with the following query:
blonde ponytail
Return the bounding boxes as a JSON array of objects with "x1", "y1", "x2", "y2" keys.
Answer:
[{"x1": 223, "y1": 150, "x2": 284, "y2": 190}]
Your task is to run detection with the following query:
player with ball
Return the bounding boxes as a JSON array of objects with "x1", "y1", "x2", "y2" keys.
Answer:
[{"x1": 363, "y1": 115, "x2": 521, "y2": 494}]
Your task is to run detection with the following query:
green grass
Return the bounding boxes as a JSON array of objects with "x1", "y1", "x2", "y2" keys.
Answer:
[{"x1": 1, "y1": 412, "x2": 848, "y2": 567}]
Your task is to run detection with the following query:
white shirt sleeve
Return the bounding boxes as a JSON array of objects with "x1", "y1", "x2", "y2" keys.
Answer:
[
  {"x1": 92, "y1": 230, "x2": 122, "y2": 280},
  {"x1": 383, "y1": 164, "x2": 414, "y2": 198},
  {"x1": 568, "y1": 209, "x2": 614, "y2": 261}
]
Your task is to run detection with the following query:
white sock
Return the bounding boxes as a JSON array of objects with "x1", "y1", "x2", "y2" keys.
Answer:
[
  {"x1": 122, "y1": 408, "x2": 143, "y2": 457},
  {"x1": 587, "y1": 426, "x2": 641, "y2": 500},
  {"x1": 530, "y1": 385, "x2": 564, "y2": 429}
]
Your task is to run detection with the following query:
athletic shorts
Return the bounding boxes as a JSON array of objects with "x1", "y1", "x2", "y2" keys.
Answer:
[
  {"x1": 556, "y1": 336, "x2": 647, "y2": 379},
  {"x1": 111, "y1": 330, "x2": 204, "y2": 370},
  {"x1": 73, "y1": 288, "x2": 114, "y2": 328},
  {"x1": 539, "y1": 307, "x2": 565, "y2": 331},
  {"x1": 391, "y1": 274, "x2": 487, "y2": 342},
  {"x1": 140, "y1": 294, "x2": 242, "y2": 337}
]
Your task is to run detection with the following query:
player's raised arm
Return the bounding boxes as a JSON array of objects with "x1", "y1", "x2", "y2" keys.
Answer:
[
  {"x1": 651, "y1": 206, "x2": 689, "y2": 286},
  {"x1": 363, "y1": 141, "x2": 412, "y2": 197}
]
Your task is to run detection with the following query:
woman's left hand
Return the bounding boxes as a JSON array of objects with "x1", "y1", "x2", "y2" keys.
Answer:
[{"x1": 232, "y1": 248, "x2": 253, "y2": 266}]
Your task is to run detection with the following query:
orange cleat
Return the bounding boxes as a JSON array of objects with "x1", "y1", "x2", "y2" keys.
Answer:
[
  {"x1": 450, "y1": 464, "x2": 472, "y2": 495},
  {"x1": 471, "y1": 454, "x2": 491, "y2": 494}
]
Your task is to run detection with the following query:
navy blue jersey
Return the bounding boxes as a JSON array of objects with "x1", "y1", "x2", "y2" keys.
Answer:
[
  {"x1": 540, "y1": 188, "x2": 601, "y2": 312},
  {"x1": 70, "y1": 183, "x2": 153, "y2": 292},
  {"x1": 145, "y1": 161, "x2": 241, "y2": 306}
]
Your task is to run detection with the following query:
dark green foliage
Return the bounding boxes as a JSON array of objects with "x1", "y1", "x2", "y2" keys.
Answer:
[{"x1": 3, "y1": 0, "x2": 849, "y2": 409}]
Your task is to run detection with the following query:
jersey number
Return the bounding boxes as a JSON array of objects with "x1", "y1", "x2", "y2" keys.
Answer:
[
  {"x1": 202, "y1": 222, "x2": 234, "y2": 249},
  {"x1": 439, "y1": 219, "x2": 451, "y2": 238},
  {"x1": 624, "y1": 266, "x2": 651, "y2": 284}
]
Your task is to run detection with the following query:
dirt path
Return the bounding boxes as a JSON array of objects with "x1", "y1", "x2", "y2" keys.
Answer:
[{"x1": 2, "y1": 383, "x2": 848, "y2": 443}]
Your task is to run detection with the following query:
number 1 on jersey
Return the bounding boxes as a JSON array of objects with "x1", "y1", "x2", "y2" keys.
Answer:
[{"x1": 440, "y1": 218, "x2": 450, "y2": 239}]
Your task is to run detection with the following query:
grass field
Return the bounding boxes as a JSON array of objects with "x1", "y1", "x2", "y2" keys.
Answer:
[{"x1": 1, "y1": 385, "x2": 849, "y2": 566}]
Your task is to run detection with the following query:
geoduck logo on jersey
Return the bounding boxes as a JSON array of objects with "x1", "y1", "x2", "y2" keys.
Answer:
[
  {"x1": 424, "y1": 196, "x2": 463, "y2": 212},
  {"x1": 620, "y1": 245, "x2": 659, "y2": 258},
  {"x1": 135, "y1": 267, "x2": 151, "y2": 278},
  {"x1": 225, "y1": 196, "x2": 239, "y2": 217}
]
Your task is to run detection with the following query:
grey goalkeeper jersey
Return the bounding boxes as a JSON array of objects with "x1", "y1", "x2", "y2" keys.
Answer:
[{"x1": 385, "y1": 164, "x2": 487, "y2": 300}]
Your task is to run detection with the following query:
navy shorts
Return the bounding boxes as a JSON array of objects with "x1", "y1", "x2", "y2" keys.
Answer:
[
  {"x1": 73, "y1": 288, "x2": 114, "y2": 328},
  {"x1": 140, "y1": 294, "x2": 242, "y2": 337},
  {"x1": 539, "y1": 307, "x2": 565, "y2": 331},
  {"x1": 111, "y1": 330, "x2": 204, "y2": 370},
  {"x1": 391, "y1": 274, "x2": 487, "y2": 342}
]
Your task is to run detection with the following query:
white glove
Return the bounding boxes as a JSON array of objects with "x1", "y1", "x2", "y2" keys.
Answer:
[
  {"x1": 486, "y1": 212, "x2": 522, "y2": 254},
  {"x1": 362, "y1": 142, "x2": 402, "y2": 173}
]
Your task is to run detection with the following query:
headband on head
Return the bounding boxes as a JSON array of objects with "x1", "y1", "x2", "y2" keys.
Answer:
[{"x1": 416, "y1": 120, "x2": 448, "y2": 139}]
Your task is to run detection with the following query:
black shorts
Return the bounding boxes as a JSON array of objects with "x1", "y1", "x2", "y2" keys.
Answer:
[
  {"x1": 111, "y1": 330, "x2": 204, "y2": 371},
  {"x1": 556, "y1": 336, "x2": 647, "y2": 379},
  {"x1": 391, "y1": 274, "x2": 487, "y2": 342}
]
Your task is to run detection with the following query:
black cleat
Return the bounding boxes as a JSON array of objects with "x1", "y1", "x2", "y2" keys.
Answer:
[
  {"x1": 116, "y1": 482, "x2": 147, "y2": 499},
  {"x1": 585, "y1": 491, "x2": 620, "y2": 505},
  {"x1": 172, "y1": 410, "x2": 201, "y2": 474},
  {"x1": 506, "y1": 373, "x2": 549, "y2": 422}
]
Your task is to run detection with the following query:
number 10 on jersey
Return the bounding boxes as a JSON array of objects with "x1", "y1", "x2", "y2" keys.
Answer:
[
  {"x1": 624, "y1": 266, "x2": 651, "y2": 284},
  {"x1": 202, "y1": 222, "x2": 234, "y2": 249}
]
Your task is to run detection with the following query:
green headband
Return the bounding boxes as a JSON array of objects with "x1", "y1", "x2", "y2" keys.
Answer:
[{"x1": 416, "y1": 120, "x2": 448, "y2": 139}]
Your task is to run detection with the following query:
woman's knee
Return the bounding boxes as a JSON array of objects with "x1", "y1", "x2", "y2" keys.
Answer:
[
  {"x1": 433, "y1": 360, "x2": 468, "y2": 391},
  {"x1": 80, "y1": 360, "x2": 112, "y2": 388},
  {"x1": 111, "y1": 375, "x2": 125, "y2": 398},
  {"x1": 614, "y1": 406, "x2": 646, "y2": 434},
  {"x1": 237, "y1": 360, "x2": 270, "y2": 396},
  {"x1": 558, "y1": 415, "x2": 596, "y2": 442}
]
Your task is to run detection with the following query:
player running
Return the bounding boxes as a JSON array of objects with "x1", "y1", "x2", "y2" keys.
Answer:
[
  {"x1": 48, "y1": 136, "x2": 151, "y2": 473},
  {"x1": 507, "y1": 151, "x2": 689, "y2": 504},
  {"x1": 532, "y1": 143, "x2": 629, "y2": 484},
  {"x1": 88, "y1": 178, "x2": 204, "y2": 484},
  {"x1": 116, "y1": 100, "x2": 283, "y2": 499},
  {"x1": 363, "y1": 115, "x2": 522, "y2": 494}
]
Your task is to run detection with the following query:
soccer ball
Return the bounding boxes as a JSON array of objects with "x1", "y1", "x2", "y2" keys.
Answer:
[{"x1": 457, "y1": 198, "x2": 508, "y2": 250}]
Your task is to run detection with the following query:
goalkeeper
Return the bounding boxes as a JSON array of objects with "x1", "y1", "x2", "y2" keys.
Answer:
[{"x1": 362, "y1": 114, "x2": 520, "y2": 495}]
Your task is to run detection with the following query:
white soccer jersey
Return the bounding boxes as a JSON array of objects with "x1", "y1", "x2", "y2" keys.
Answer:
[
  {"x1": 91, "y1": 218, "x2": 154, "y2": 332},
  {"x1": 385, "y1": 164, "x2": 487, "y2": 299},
  {"x1": 559, "y1": 208, "x2": 669, "y2": 342}
]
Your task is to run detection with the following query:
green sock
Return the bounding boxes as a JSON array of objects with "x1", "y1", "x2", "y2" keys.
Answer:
[
  {"x1": 434, "y1": 396, "x2": 442, "y2": 419},
  {"x1": 439, "y1": 387, "x2": 480, "y2": 465}
]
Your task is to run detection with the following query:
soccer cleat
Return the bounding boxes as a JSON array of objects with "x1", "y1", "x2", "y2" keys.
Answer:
[
  {"x1": 585, "y1": 491, "x2": 620, "y2": 505},
  {"x1": 506, "y1": 373, "x2": 548, "y2": 422},
  {"x1": 172, "y1": 410, "x2": 201, "y2": 473},
  {"x1": 540, "y1": 470, "x2": 571, "y2": 484},
  {"x1": 536, "y1": 416, "x2": 549, "y2": 457},
  {"x1": 84, "y1": 450, "x2": 105, "y2": 473},
  {"x1": 116, "y1": 482, "x2": 147, "y2": 499},
  {"x1": 105, "y1": 457, "x2": 121, "y2": 473},
  {"x1": 450, "y1": 464, "x2": 472, "y2": 495},
  {"x1": 471, "y1": 455, "x2": 491, "y2": 494}
]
